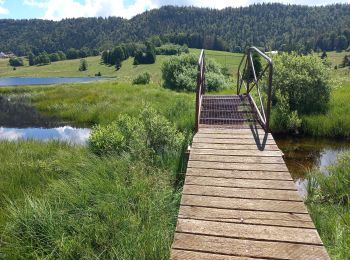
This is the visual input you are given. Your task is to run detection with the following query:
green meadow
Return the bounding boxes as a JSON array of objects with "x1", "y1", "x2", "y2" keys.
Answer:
[{"x1": 0, "y1": 49, "x2": 350, "y2": 258}]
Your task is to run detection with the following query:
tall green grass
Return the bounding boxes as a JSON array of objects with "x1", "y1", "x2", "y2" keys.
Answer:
[
  {"x1": 302, "y1": 80, "x2": 350, "y2": 137},
  {"x1": 0, "y1": 82, "x2": 195, "y2": 131},
  {"x1": 306, "y1": 152, "x2": 350, "y2": 259},
  {"x1": 0, "y1": 141, "x2": 181, "y2": 259}
]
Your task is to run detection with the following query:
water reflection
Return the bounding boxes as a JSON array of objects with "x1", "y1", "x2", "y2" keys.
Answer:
[
  {"x1": 0, "y1": 126, "x2": 91, "y2": 145},
  {"x1": 0, "y1": 96, "x2": 62, "y2": 127},
  {"x1": 275, "y1": 136, "x2": 350, "y2": 197}
]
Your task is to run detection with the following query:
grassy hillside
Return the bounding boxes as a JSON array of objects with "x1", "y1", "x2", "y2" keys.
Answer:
[
  {"x1": 0, "y1": 49, "x2": 243, "y2": 82},
  {"x1": 0, "y1": 56, "x2": 117, "y2": 78}
]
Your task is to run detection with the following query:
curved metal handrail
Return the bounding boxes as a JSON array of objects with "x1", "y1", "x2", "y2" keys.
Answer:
[
  {"x1": 195, "y1": 49, "x2": 205, "y2": 132},
  {"x1": 237, "y1": 47, "x2": 273, "y2": 132}
]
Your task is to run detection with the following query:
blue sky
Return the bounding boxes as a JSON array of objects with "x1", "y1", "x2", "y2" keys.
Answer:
[{"x1": 0, "y1": 0, "x2": 349, "y2": 20}]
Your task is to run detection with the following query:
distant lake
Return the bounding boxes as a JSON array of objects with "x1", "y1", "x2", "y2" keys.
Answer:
[{"x1": 0, "y1": 77, "x2": 107, "y2": 86}]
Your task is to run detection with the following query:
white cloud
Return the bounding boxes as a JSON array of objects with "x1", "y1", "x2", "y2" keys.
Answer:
[
  {"x1": 0, "y1": 0, "x2": 9, "y2": 14},
  {"x1": 23, "y1": 0, "x2": 157, "y2": 20},
  {"x1": 23, "y1": 0, "x2": 350, "y2": 20}
]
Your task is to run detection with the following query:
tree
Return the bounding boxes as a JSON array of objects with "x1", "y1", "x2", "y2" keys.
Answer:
[
  {"x1": 28, "y1": 52, "x2": 35, "y2": 66},
  {"x1": 67, "y1": 48, "x2": 79, "y2": 59},
  {"x1": 111, "y1": 46, "x2": 125, "y2": 69},
  {"x1": 79, "y1": 59, "x2": 88, "y2": 71},
  {"x1": 342, "y1": 55, "x2": 350, "y2": 67},
  {"x1": 133, "y1": 42, "x2": 156, "y2": 65}
]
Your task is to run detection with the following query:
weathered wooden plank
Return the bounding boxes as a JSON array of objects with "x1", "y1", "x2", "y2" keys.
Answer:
[
  {"x1": 170, "y1": 249, "x2": 259, "y2": 260},
  {"x1": 192, "y1": 142, "x2": 280, "y2": 151},
  {"x1": 181, "y1": 194, "x2": 308, "y2": 214},
  {"x1": 189, "y1": 154, "x2": 285, "y2": 164},
  {"x1": 186, "y1": 168, "x2": 292, "y2": 180},
  {"x1": 176, "y1": 219, "x2": 323, "y2": 245},
  {"x1": 172, "y1": 233, "x2": 330, "y2": 259},
  {"x1": 185, "y1": 176, "x2": 296, "y2": 190},
  {"x1": 188, "y1": 160, "x2": 289, "y2": 172},
  {"x1": 198, "y1": 128, "x2": 266, "y2": 134},
  {"x1": 193, "y1": 137, "x2": 276, "y2": 145},
  {"x1": 190, "y1": 148, "x2": 283, "y2": 157},
  {"x1": 179, "y1": 206, "x2": 313, "y2": 228},
  {"x1": 183, "y1": 185, "x2": 302, "y2": 201},
  {"x1": 195, "y1": 133, "x2": 274, "y2": 140}
]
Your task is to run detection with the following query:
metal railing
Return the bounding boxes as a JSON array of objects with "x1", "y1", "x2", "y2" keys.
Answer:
[
  {"x1": 195, "y1": 49, "x2": 205, "y2": 132},
  {"x1": 237, "y1": 47, "x2": 273, "y2": 132}
]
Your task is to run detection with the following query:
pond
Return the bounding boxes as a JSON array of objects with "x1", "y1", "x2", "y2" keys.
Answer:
[
  {"x1": 0, "y1": 77, "x2": 107, "y2": 86},
  {"x1": 0, "y1": 126, "x2": 91, "y2": 145},
  {"x1": 0, "y1": 95, "x2": 90, "y2": 145},
  {"x1": 275, "y1": 136, "x2": 350, "y2": 197}
]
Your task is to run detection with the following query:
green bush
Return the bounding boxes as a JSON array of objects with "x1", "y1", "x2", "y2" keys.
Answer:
[
  {"x1": 89, "y1": 124, "x2": 125, "y2": 155},
  {"x1": 132, "y1": 72, "x2": 151, "y2": 85},
  {"x1": 273, "y1": 52, "x2": 331, "y2": 115},
  {"x1": 161, "y1": 54, "x2": 227, "y2": 92},
  {"x1": 89, "y1": 106, "x2": 184, "y2": 165},
  {"x1": 8, "y1": 57, "x2": 24, "y2": 67},
  {"x1": 271, "y1": 90, "x2": 302, "y2": 133}
]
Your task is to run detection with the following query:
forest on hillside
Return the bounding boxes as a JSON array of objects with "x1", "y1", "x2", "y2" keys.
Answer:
[{"x1": 1, "y1": 4, "x2": 350, "y2": 55}]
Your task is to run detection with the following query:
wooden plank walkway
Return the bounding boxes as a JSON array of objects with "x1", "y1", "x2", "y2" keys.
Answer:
[{"x1": 170, "y1": 126, "x2": 329, "y2": 259}]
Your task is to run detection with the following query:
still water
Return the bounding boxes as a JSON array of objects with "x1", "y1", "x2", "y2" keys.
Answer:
[
  {"x1": 275, "y1": 136, "x2": 350, "y2": 197},
  {"x1": 0, "y1": 77, "x2": 105, "y2": 86},
  {"x1": 0, "y1": 126, "x2": 91, "y2": 145},
  {"x1": 0, "y1": 95, "x2": 90, "y2": 144}
]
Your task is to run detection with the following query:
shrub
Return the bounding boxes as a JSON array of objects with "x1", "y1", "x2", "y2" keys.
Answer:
[
  {"x1": 49, "y1": 53, "x2": 60, "y2": 62},
  {"x1": 132, "y1": 72, "x2": 151, "y2": 85},
  {"x1": 273, "y1": 52, "x2": 331, "y2": 115},
  {"x1": 161, "y1": 54, "x2": 227, "y2": 92},
  {"x1": 89, "y1": 124, "x2": 125, "y2": 155},
  {"x1": 89, "y1": 107, "x2": 184, "y2": 164},
  {"x1": 34, "y1": 52, "x2": 50, "y2": 65},
  {"x1": 57, "y1": 51, "x2": 66, "y2": 60},
  {"x1": 271, "y1": 90, "x2": 302, "y2": 133},
  {"x1": 9, "y1": 57, "x2": 24, "y2": 67}
]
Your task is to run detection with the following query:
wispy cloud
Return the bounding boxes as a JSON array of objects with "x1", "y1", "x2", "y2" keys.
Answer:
[{"x1": 23, "y1": 0, "x2": 156, "y2": 20}]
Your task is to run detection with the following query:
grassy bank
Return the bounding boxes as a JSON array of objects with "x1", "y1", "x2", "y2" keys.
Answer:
[
  {"x1": 0, "y1": 81, "x2": 195, "y2": 258},
  {"x1": 0, "y1": 81, "x2": 194, "y2": 130},
  {"x1": 306, "y1": 151, "x2": 350, "y2": 259},
  {"x1": 0, "y1": 140, "x2": 182, "y2": 259}
]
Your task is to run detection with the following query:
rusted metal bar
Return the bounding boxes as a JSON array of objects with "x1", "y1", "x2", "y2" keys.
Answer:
[{"x1": 236, "y1": 47, "x2": 273, "y2": 132}]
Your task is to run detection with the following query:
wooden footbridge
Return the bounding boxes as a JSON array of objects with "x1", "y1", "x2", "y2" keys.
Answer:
[{"x1": 170, "y1": 48, "x2": 329, "y2": 259}]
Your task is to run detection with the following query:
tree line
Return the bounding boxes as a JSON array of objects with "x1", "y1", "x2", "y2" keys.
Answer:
[{"x1": 1, "y1": 4, "x2": 350, "y2": 55}]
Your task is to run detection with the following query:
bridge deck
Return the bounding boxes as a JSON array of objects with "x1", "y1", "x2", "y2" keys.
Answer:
[{"x1": 170, "y1": 95, "x2": 329, "y2": 259}]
